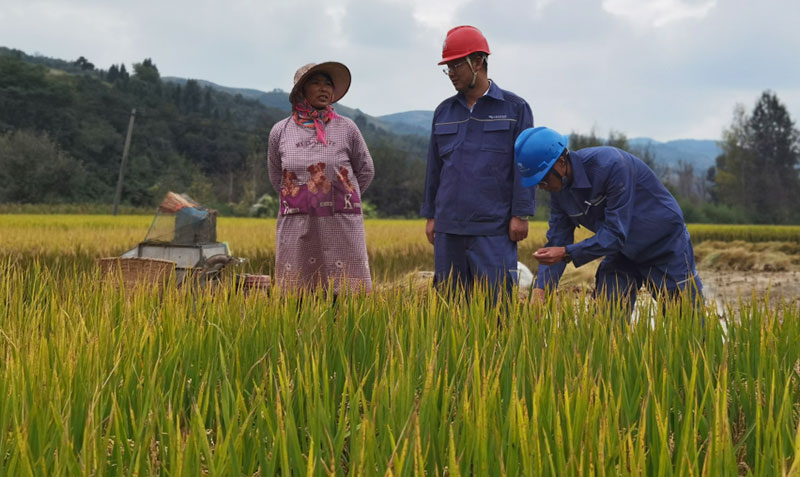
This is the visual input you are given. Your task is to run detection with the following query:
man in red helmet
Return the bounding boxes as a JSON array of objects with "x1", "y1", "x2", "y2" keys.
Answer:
[{"x1": 421, "y1": 25, "x2": 535, "y2": 299}]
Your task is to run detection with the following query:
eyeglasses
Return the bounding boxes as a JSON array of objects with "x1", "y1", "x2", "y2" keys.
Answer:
[
  {"x1": 442, "y1": 60, "x2": 468, "y2": 76},
  {"x1": 538, "y1": 168, "x2": 559, "y2": 187}
]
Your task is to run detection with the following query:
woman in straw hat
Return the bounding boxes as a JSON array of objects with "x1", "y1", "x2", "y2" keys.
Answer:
[{"x1": 268, "y1": 62, "x2": 375, "y2": 294}]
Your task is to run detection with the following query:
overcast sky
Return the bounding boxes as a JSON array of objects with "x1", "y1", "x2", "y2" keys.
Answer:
[{"x1": 2, "y1": 0, "x2": 798, "y2": 141}]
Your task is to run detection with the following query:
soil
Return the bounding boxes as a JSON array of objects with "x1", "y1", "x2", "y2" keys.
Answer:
[
  {"x1": 396, "y1": 268, "x2": 800, "y2": 307},
  {"x1": 700, "y1": 269, "x2": 800, "y2": 305},
  {"x1": 555, "y1": 263, "x2": 800, "y2": 306}
]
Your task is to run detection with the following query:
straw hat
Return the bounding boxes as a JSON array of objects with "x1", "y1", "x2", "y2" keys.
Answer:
[{"x1": 289, "y1": 62, "x2": 351, "y2": 105}]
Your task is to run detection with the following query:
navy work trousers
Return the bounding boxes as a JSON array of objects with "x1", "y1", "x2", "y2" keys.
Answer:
[
  {"x1": 434, "y1": 232, "x2": 518, "y2": 299},
  {"x1": 594, "y1": 251, "x2": 704, "y2": 310}
]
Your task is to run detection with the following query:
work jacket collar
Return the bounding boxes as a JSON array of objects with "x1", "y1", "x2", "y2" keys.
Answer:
[
  {"x1": 567, "y1": 151, "x2": 591, "y2": 190},
  {"x1": 456, "y1": 79, "x2": 503, "y2": 108}
]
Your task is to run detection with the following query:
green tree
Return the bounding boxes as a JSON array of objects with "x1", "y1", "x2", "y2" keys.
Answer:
[
  {"x1": 0, "y1": 55, "x2": 74, "y2": 133},
  {"x1": 73, "y1": 56, "x2": 94, "y2": 71},
  {"x1": 712, "y1": 106, "x2": 749, "y2": 209},
  {"x1": 132, "y1": 58, "x2": 160, "y2": 84},
  {"x1": 363, "y1": 140, "x2": 426, "y2": 217},
  {"x1": 567, "y1": 128, "x2": 628, "y2": 151},
  {"x1": 713, "y1": 91, "x2": 800, "y2": 223},
  {"x1": 107, "y1": 64, "x2": 120, "y2": 82},
  {"x1": 0, "y1": 130, "x2": 88, "y2": 202},
  {"x1": 186, "y1": 170, "x2": 216, "y2": 205},
  {"x1": 0, "y1": 47, "x2": 430, "y2": 215},
  {"x1": 202, "y1": 87, "x2": 214, "y2": 116},
  {"x1": 249, "y1": 193, "x2": 279, "y2": 217},
  {"x1": 183, "y1": 79, "x2": 201, "y2": 112}
]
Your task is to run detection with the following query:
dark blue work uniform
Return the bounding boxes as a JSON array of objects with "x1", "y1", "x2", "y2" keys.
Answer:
[
  {"x1": 420, "y1": 81, "x2": 535, "y2": 294},
  {"x1": 535, "y1": 146, "x2": 702, "y2": 305}
]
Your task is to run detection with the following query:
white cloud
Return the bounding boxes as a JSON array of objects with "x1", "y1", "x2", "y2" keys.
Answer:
[
  {"x1": 1, "y1": 0, "x2": 798, "y2": 141},
  {"x1": 410, "y1": 0, "x2": 471, "y2": 32},
  {"x1": 602, "y1": 0, "x2": 717, "y2": 28}
]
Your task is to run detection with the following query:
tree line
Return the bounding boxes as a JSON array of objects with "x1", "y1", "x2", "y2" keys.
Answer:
[
  {"x1": 1, "y1": 47, "x2": 798, "y2": 223},
  {"x1": 0, "y1": 48, "x2": 426, "y2": 217},
  {"x1": 563, "y1": 91, "x2": 800, "y2": 225}
]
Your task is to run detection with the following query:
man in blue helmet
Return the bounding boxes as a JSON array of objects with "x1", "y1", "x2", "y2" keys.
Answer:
[
  {"x1": 514, "y1": 126, "x2": 702, "y2": 309},
  {"x1": 420, "y1": 25, "x2": 535, "y2": 298}
]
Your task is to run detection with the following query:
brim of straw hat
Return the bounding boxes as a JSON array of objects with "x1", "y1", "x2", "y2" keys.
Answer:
[{"x1": 289, "y1": 62, "x2": 351, "y2": 106}]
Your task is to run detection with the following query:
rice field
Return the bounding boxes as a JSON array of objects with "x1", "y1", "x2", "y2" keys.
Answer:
[
  {"x1": 688, "y1": 224, "x2": 800, "y2": 245},
  {"x1": 2, "y1": 215, "x2": 800, "y2": 475}
]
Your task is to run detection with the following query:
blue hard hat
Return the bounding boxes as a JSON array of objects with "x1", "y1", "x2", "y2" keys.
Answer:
[{"x1": 514, "y1": 127, "x2": 568, "y2": 188}]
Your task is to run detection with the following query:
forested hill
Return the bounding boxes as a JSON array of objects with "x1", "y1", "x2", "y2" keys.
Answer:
[
  {"x1": 170, "y1": 76, "x2": 723, "y2": 170},
  {"x1": 3, "y1": 47, "x2": 799, "y2": 224},
  {"x1": 163, "y1": 76, "x2": 431, "y2": 137},
  {"x1": 0, "y1": 47, "x2": 428, "y2": 216}
]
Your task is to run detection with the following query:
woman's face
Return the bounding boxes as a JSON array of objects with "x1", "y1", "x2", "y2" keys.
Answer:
[{"x1": 302, "y1": 73, "x2": 335, "y2": 109}]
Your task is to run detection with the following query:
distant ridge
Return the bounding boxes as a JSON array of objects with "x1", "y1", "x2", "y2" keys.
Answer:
[
  {"x1": 162, "y1": 77, "x2": 721, "y2": 168},
  {"x1": 378, "y1": 111, "x2": 433, "y2": 136},
  {"x1": 163, "y1": 76, "x2": 297, "y2": 111},
  {"x1": 629, "y1": 137, "x2": 721, "y2": 171},
  {"x1": 162, "y1": 76, "x2": 425, "y2": 137}
]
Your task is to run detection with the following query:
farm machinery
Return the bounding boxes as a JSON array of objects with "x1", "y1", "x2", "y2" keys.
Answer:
[{"x1": 100, "y1": 192, "x2": 269, "y2": 292}]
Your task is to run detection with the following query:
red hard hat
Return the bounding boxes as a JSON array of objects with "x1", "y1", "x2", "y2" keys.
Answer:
[{"x1": 438, "y1": 25, "x2": 491, "y2": 65}]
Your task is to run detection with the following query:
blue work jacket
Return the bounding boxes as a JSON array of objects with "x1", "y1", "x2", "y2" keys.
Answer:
[
  {"x1": 535, "y1": 146, "x2": 690, "y2": 289},
  {"x1": 420, "y1": 81, "x2": 535, "y2": 236}
]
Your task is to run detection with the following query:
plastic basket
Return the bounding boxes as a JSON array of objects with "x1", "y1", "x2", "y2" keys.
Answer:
[{"x1": 97, "y1": 257, "x2": 176, "y2": 289}]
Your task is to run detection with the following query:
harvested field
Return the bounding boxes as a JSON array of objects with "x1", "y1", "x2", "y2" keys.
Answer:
[{"x1": 701, "y1": 270, "x2": 800, "y2": 303}]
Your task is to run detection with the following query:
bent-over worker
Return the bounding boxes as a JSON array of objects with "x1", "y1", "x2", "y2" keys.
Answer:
[{"x1": 515, "y1": 126, "x2": 703, "y2": 310}]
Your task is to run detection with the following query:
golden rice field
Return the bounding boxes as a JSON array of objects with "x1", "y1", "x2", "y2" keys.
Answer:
[{"x1": 2, "y1": 215, "x2": 800, "y2": 475}]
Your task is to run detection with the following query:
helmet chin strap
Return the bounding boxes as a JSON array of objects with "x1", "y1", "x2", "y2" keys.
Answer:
[{"x1": 466, "y1": 56, "x2": 478, "y2": 89}]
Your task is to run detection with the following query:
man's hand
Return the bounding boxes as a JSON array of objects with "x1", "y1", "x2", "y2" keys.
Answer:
[
  {"x1": 425, "y1": 218, "x2": 435, "y2": 245},
  {"x1": 533, "y1": 246, "x2": 568, "y2": 266},
  {"x1": 509, "y1": 216, "x2": 529, "y2": 242}
]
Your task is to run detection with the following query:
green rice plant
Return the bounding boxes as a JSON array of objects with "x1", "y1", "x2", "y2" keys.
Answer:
[
  {"x1": 1, "y1": 259, "x2": 799, "y2": 475},
  {"x1": 2, "y1": 215, "x2": 800, "y2": 475}
]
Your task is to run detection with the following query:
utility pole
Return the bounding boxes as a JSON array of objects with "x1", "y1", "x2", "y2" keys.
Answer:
[{"x1": 112, "y1": 108, "x2": 136, "y2": 215}]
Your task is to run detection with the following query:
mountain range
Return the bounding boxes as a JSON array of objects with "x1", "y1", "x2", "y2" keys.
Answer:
[
  {"x1": 162, "y1": 77, "x2": 431, "y2": 137},
  {"x1": 629, "y1": 138, "x2": 721, "y2": 172},
  {"x1": 164, "y1": 77, "x2": 721, "y2": 170}
]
